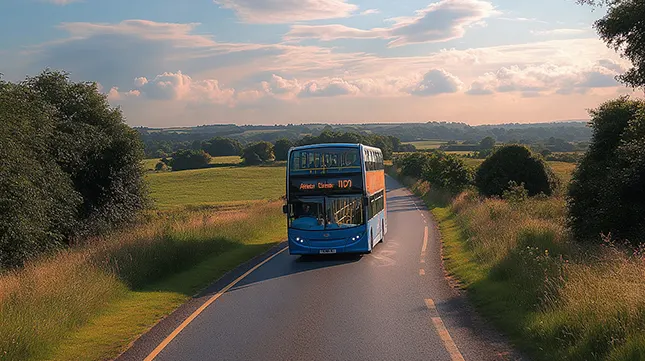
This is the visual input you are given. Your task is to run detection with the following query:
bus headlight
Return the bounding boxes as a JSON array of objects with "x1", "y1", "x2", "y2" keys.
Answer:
[{"x1": 295, "y1": 237, "x2": 304, "y2": 243}]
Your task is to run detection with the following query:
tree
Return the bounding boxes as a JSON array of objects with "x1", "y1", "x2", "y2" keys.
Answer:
[
  {"x1": 568, "y1": 97, "x2": 645, "y2": 244},
  {"x1": 24, "y1": 70, "x2": 148, "y2": 238},
  {"x1": 480, "y1": 136, "x2": 496, "y2": 150},
  {"x1": 170, "y1": 149, "x2": 212, "y2": 171},
  {"x1": 274, "y1": 138, "x2": 294, "y2": 161},
  {"x1": 475, "y1": 145, "x2": 559, "y2": 197},
  {"x1": 422, "y1": 152, "x2": 473, "y2": 193},
  {"x1": 242, "y1": 141, "x2": 275, "y2": 165},
  {"x1": 202, "y1": 137, "x2": 243, "y2": 157},
  {"x1": 578, "y1": 0, "x2": 645, "y2": 89}
]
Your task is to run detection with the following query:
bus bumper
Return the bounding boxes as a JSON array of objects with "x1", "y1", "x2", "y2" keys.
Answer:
[{"x1": 287, "y1": 232, "x2": 369, "y2": 255}]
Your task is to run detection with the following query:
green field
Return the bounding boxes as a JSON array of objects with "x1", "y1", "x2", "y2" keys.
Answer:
[
  {"x1": 143, "y1": 156, "x2": 242, "y2": 172},
  {"x1": 403, "y1": 140, "x2": 447, "y2": 150},
  {"x1": 147, "y1": 165, "x2": 285, "y2": 209}
]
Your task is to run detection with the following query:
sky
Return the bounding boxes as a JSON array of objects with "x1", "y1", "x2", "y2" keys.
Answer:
[{"x1": 0, "y1": 0, "x2": 640, "y2": 127}]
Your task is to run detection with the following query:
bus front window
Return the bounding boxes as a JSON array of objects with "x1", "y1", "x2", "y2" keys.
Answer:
[
  {"x1": 289, "y1": 198, "x2": 325, "y2": 230},
  {"x1": 289, "y1": 196, "x2": 364, "y2": 230}
]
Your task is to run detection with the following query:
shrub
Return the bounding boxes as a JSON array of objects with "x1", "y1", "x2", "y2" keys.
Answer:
[
  {"x1": 170, "y1": 149, "x2": 212, "y2": 171},
  {"x1": 502, "y1": 181, "x2": 529, "y2": 204},
  {"x1": 242, "y1": 141, "x2": 275, "y2": 165},
  {"x1": 422, "y1": 152, "x2": 473, "y2": 193},
  {"x1": 568, "y1": 97, "x2": 645, "y2": 245},
  {"x1": 475, "y1": 145, "x2": 559, "y2": 197},
  {"x1": 395, "y1": 152, "x2": 430, "y2": 178},
  {"x1": 202, "y1": 137, "x2": 242, "y2": 157},
  {"x1": 154, "y1": 161, "x2": 168, "y2": 171}
]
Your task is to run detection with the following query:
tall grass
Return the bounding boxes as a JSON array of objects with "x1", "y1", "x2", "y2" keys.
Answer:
[
  {"x1": 446, "y1": 192, "x2": 645, "y2": 360},
  {"x1": 0, "y1": 201, "x2": 284, "y2": 361}
]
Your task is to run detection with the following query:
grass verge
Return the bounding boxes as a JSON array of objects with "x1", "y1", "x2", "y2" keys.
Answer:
[
  {"x1": 387, "y1": 166, "x2": 645, "y2": 361},
  {"x1": 0, "y1": 201, "x2": 285, "y2": 361}
]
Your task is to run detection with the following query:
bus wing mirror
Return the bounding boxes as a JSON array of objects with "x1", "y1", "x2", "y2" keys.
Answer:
[{"x1": 282, "y1": 205, "x2": 288, "y2": 214}]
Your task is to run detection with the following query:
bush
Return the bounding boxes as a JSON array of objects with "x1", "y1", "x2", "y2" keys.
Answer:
[
  {"x1": 154, "y1": 161, "x2": 168, "y2": 171},
  {"x1": 170, "y1": 149, "x2": 212, "y2": 171},
  {"x1": 422, "y1": 152, "x2": 473, "y2": 193},
  {"x1": 395, "y1": 152, "x2": 429, "y2": 178},
  {"x1": 475, "y1": 145, "x2": 559, "y2": 197},
  {"x1": 568, "y1": 97, "x2": 645, "y2": 245},
  {"x1": 502, "y1": 181, "x2": 529, "y2": 204},
  {"x1": 242, "y1": 141, "x2": 275, "y2": 165}
]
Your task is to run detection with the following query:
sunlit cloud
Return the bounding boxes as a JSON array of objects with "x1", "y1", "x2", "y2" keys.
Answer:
[
  {"x1": 213, "y1": 0, "x2": 358, "y2": 23},
  {"x1": 285, "y1": 0, "x2": 497, "y2": 46},
  {"x1": 531, "y1": 28, "x2": 588, "y2": 36}
]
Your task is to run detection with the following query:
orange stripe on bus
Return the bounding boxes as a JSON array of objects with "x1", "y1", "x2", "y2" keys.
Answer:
[{"x1": 365, "y1": 170, "x2": 385, "y2": 195}]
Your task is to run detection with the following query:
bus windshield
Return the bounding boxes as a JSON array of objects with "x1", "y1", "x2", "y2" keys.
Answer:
[
  {"x1": 290, "y1": 148, "x2": 361, "y2": 175},
  {"x1": 289, "y1": 195, "x2": 364, "y2": 230}
]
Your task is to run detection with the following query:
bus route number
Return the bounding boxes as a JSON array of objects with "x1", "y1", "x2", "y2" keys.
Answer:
[{"x1": 337, "y1": 179, "x2": 352, "y2": 189}]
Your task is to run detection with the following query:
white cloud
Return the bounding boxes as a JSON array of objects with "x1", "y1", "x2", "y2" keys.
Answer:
[
  {"x1": 407, "y1": 69, "x2": 463, "y2": 96},
  {"x1": 107, "y1": 87, "x2": 140, "y2": 101},
  {"x1": 360, "y1": 9, "x2": 380, "y2": 15},
  {"x1": 466, "y1": 59, "x2": 624, "y2": 96},
  {"x1": 532, "y1": 28, "x2": 588, "y2": 36},
  {"x1": 43, "y1": 0, "x2": 82, "y2": 5},
  {"x1": 133, "y1": 71, "x2": 236, "y2": 104},
  {"x1": 285, "y1": 0, "x2": 497, "y2": 46},
  {"x1": 214, "y1": 0, "x2": 358, "y2": 23}
]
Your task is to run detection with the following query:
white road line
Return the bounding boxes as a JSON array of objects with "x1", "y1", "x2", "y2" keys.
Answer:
[{"x1": 424, "y1": 299, "x2": 466, "y2": 361}]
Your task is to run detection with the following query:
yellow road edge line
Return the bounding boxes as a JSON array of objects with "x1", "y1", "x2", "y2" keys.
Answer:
[
  {"x1": 144, "y1": 247, "x2": 289, "y2": 361},
  {"x1": 419, "y1": 269, "x2": 426, "y2": 276},
  {"x1": 424, "y1": 299, "x2": 466, "y2": 361},
  {"x1": 421, "y1": 226, "x2": 428, "y2": 254}
]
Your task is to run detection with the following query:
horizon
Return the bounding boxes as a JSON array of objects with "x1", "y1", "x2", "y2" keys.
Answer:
[{"x1": 1, "y1": 0, "x2": 640, "y2": 127}]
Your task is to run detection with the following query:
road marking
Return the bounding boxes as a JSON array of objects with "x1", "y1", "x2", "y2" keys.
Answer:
[
  {"x1": 424, "y1": 299, "x2": 466, "y2": 361},
  {"x1": 420, "y1": 259, "x2": 425, "y2": 264},
  {"x1": 419, "y1": 269, "x2": 425, "y2": 276},
  {"x1": 421, "y1": 226, "x2": 428, "y2": 253},
  {"x1": 143, "y1": 247, "x2": 288, "y2": 361}
]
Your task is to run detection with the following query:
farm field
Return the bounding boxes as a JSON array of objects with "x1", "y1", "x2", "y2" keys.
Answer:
[
  {"x1": 146, "y1": 165, "x2": 285, "y2": 209},
  {"x1": 142, "y1": 156, "x2": 242, "y2": 171},
  {"x1": 403, "y1": 140, "x2": 447, "y2": 150}
]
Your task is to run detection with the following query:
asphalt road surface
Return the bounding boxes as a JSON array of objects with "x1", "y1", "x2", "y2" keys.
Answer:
[{"x1": 119, "y1": 176, "x2": 526, "y2": 361}]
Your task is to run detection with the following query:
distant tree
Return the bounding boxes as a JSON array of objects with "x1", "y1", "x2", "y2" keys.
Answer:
[
  {"x1": 475, "y1": 145, "x2": 559, "y2": 197},
  {"x1": 568, "y1": 97, "x2": 645, "y2": 245},
  {"x1": 422, "y1": 152, "x2": 473, "y2": 193},
  {"x1": 578, "y1": 0, "x2": 645, "y2": 89},
  {"x1": 388, "y1": 135, "x2": 402, "y2": 152},
  {"x1": 480, "y1": 136, "x2": 496, "y2": 150},
  {"x1": 398, "y1": 144, "x2": 417, "y2": 152},
  {"x1": 170, "y1": 149, "x2": 212, "y2": 171},
  {"x1": 242, "y1": 141, "x2": 275, "y2": 165},
  {"x1": 202, "y1": 137, "x2": 243, "y2": 157},
  {"x1": 274, "y1": 138, "x2": 294, "y2": 161},
  {"x1": 463, "y1": 139, "x2": 477, "y2": 145}
]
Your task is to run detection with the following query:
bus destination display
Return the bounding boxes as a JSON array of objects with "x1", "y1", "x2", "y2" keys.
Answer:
[{"x1": 290, "y1": 175, "x2": 363, "y2": 194}]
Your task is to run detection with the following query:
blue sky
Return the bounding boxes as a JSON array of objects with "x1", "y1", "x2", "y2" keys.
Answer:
[{"x1": 0, "y1": 0, "x2": 635, "y2": 127}]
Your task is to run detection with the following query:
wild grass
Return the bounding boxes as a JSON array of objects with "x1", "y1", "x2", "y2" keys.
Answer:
[
  {"x1": 0, "y1": 201, "x2": 285, "y2": 361},
  {"x1": 146, "y1": 165, "x2": 285, "y2": 209}
]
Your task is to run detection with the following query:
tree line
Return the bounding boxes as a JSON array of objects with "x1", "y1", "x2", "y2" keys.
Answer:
[{"x1": 163, "y1": 131, "x2": 417, "y2": 171}]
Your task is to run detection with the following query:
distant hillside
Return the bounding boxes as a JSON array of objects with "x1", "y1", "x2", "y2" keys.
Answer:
[{"x1": 135, "y1": 121, "x2": 592, "y2": 157}]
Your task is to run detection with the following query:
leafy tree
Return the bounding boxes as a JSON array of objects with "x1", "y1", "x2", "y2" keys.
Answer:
[
  {"x1": 568, "y1": 97, "x2": 645, "y2": 244},
  {"x1": 25, "y1": 70, "x2": 148, "y2": 238},
  {"x1": 395, "y1": 152, "x2": 430, "y2": 178},
  {"x1": 242, "y1": 141, "x2": 275, "y2": 165},
  {"x1": 274, "y1": 138, "x2": 294, "y2": 161},
  {"x1": 202, "y1": 137, "x2": 243, "y2": 157},
  {"x1": 475, "y1": 145, "x2": 559, "y2": 197},
  {"x1": 579, "y1": 0, "x2": 645, "y2": 89},
  {"x1": 480, "y1": 136, "x2": 496, "y2": 150},
  {"x1": 170, "y1": 149, "x2": 212, "y2": 171},
  {"x1": 155, "y1": 161, "x2": 168, "y2": 171},
  {"x1": 397, "y1": 144, "x2": 417, "y2": 152},
  {"x1": 422, "y1": 152, "x2": 473, "y2": 193}
]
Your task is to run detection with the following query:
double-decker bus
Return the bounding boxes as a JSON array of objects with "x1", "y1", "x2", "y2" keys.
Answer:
[{"x1": 283, "y1": 143, "x2": 387, "y2": 255}]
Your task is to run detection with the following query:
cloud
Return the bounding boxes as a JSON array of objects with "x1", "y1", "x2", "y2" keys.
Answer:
[
  {"x1": 407, "y1": 69, "x2": 463, "y2": 96},
  {"x1": 497, "y1": 17, "x2": 547, "y2": 24},
  {"x1": 466, "y1": 59, "x2": 624, "y2": 96},
  {"x1": 285, "y1": 0, "x2": 497, "y2": 46},
  {"x1": 532, "y1": 28, "x2": 587, "y2": 36},
  {"x1": 213, "y1": 0, "x2": 358, "y2": 23},
  {"x1": 43, "y1": 0, "x2": 82, "y2": 5},
  {"x1": 133, "y1": 71, "x2": 236, "y2": 104},
  {"x1": 107, "y1": 87, "x2": 140, "y2": 101},
  {"x1": 361, "y1": 9, "x2": 380, "y2": 15}
]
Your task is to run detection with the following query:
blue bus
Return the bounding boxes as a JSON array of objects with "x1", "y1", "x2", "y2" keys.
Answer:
[{"x1": 283, "y1": 143, "x2": 387, "y2": 255}]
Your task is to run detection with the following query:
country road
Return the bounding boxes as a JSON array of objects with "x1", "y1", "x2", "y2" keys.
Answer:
[{"x1": 118, "y1": 176, "x2": 525, "y2": 361}]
